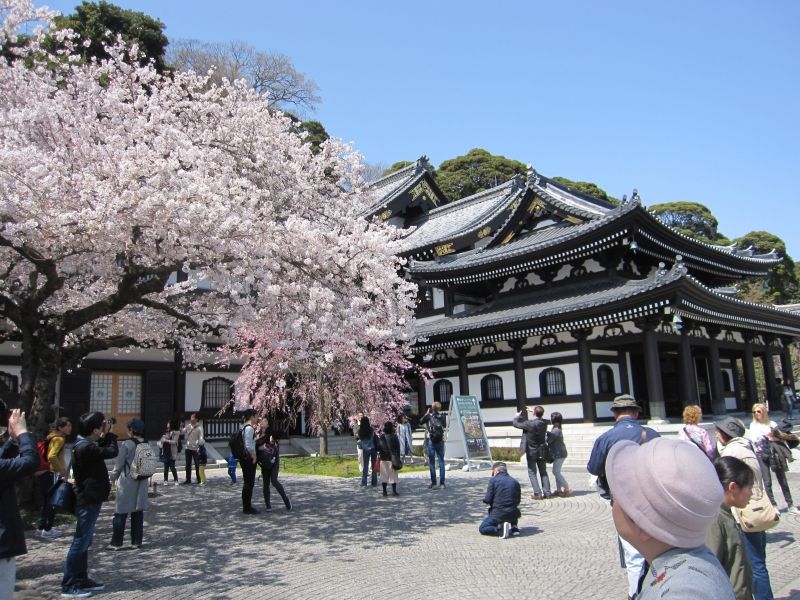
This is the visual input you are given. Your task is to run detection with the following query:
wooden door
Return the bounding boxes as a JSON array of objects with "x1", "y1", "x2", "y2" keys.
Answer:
[{"x1": 89, "y1": 371, "x2": 142, "y2": 438}]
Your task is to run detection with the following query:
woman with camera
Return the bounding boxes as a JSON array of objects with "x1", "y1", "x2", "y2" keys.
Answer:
[
  {"x1": 159, "y1": 421, "x2": 180, "y2": 485},
  {"x1": 256, "y1": 417, "x2": 291, "y2": 511},
  {"x1": 108, "y1": 419, "x2": 150, "y2": 550}
]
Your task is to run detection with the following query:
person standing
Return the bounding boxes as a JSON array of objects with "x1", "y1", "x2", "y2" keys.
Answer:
[
  {"x1": 707, "y1": 456, "x2": 754, "y2": 600},
  {"x1": 587, "y1": 394, "x2": 659, "y2": 600},
  {"x1": 38, "y1": 416, "x2": 72, "y2": 538},
  {"x1": 605, "y1": 437, "x2": 734, "y2": 600},
  {"x1": 239, "y1": 409, "x2": 259, "y2": 514},
  {"x1": 396, "y1": 414, "x2": 414, "y2": 464},
  {"x1": 159, "y1": 421, "x2": 179, "y2": 485},
  {"x1": 716, "y1": 416, "x2": 776, "y2": 600},
  {"x1": 61, "y1": 411, "x2": 119, "y2": 597},
  {"x1": 747, "y1": 403, "x2": 792, "y2": 510},
  {"x1": 197, "y1": 443, "x2": 208, "y2": 486},
  {"x1": 548, "y1": 412, "x2": 571, "y2": 497},
  {"x1": 678, "y1": 405, "x2": 717, "y2": 461},
  {"x1": 181, "y1": 413, "x2": 204, "y2": 485},
  {"x1": 419, "y1": 402, "x2": 447, "y2": 489},
  {"x1": 357, "y1": 416, "x2": 377, "y2": 488},
  {"x1": 256, "y1": 417, "x2": 291, "y2": 511},
  {"x1": 376, "y1": 421, "x2": 402, "y2": 497},
  {"x1": 479, "y1": 462, "x2": 521, "y2": 539},
  {"x1": 513, "y1": 406, "x2": 552, "y2": 500},
  {"x1": 0, "y1": 406, "x2": 39, "y2": 599},
  {"x1": 777, "y1": 378, "x2": 795, "y2": 420},
  {"x1": 108, "y1": 419, "x2": 149, "y2": 550}
]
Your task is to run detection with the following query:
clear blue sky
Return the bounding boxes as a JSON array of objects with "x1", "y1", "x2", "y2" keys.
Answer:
[{"x1": 42, "y1": 0, "x2": 800, "y2": 258}]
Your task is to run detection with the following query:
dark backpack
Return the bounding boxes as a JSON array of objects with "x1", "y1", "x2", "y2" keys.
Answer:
[
  {"x1": 428, "y1": 416, "x2": 444, "y2": 443},
  {"x1": 229, "y1": 426, "x2": 248, "y2": 461}
]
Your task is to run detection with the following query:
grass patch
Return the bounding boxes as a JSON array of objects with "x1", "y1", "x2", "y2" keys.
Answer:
[{"x1": 281, "y1": 456, "x2": 427, "y2": 478}]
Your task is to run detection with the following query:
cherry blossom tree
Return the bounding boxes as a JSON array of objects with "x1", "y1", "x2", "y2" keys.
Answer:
[{"x1": 0, "y1": 0, "x2": 418, "y2": 437}]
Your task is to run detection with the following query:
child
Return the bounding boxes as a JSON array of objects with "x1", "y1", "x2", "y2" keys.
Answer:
[
  {"x1": 198, "y1": 444, "x2": 208, "y2": 486},
  {"x1": 227, "y1": 453, "x2": 237, "y2": 484}
]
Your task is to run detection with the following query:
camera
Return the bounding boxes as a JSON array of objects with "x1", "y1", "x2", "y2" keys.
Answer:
[{"x1": 105, "y1": 416, "x2": 117, "y2": 426}]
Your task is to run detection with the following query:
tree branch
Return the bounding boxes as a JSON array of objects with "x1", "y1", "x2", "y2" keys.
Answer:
[{"x1": 137, "y1": 297, "x2": 201, "y2": 329}]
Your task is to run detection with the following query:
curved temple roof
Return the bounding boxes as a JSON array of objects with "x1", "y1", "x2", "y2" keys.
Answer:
[{"x1": 414, "y1": 261, "x2": 800, "y2": 352}]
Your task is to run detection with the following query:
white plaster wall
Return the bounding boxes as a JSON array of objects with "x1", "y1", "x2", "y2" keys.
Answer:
[
  {"x1": 185, "y1": 371, "x2": 239, "y2": 413},
  {"x1": 433, "y1": 288, "x2": 445, "y2": 310},
  {"x1": 0, "y1": 342, "x2": 22, "y2": 356},
  {"x1": 526, "y1": 362, "x2": 581, "y2": 396},
  {"x1": 593, "y1": 362, "x2": 621, "y2": 394},
  {"x1": 424, "y1": 376, "x2": 458, "y2": 405},
  {"x1": 519, "y1": 401, "x2": 583, "y2": 420},
  {"x1": 725, "y1": 396, "x2": 738, "y2": 411},
  {"x1": 470, "y1": 370, "x2": 515, "y2": 403},
  {"x1": 596, "y1": 401, "x2": 615, "y2": 419}
]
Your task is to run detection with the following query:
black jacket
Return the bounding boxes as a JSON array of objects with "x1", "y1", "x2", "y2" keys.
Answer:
[
  {"x1": 0, "y1": 432, "x2": 38, "y2": 559},
  {"x1": 376, "y1": 433, "x2": 401, "y2": 465},
  {"x1": 73, "y1": 433, "x2": 118, "y2": 506},
  {"x1": 483, "y1": 470, "x2": 521, "y2": 522}
]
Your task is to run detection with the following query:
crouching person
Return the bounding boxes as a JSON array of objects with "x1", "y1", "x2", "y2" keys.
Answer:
[
  {"x1": 606, "y1": 437, "x2": 735, "y2": 600},
  {"x1": 479, "y1": 462, "x2": 521, "y2": 539}
]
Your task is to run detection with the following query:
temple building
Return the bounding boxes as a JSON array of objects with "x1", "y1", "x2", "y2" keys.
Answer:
[{"x1": 369, "y1": 157, "x2": 800, "y2": 424}]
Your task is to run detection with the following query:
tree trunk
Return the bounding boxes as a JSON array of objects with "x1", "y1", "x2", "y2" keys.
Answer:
[{"x1": 319, "y1": 429, "x2": 328, "y2": 456}]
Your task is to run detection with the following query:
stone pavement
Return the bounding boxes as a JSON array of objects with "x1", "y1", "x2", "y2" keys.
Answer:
[{"x1": 14, "y1": 466, "x2": 800, "y2": 600}]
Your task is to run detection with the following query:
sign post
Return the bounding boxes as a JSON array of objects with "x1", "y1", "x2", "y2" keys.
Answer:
[{"x1": 444, "y1": 395, "x2": 493, "y2": 470}]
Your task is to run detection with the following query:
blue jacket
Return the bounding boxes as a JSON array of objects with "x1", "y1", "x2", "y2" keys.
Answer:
[
  {"x1": 0, "y1": 432, "x2": 39, "y2": 559},
  {"x1": 586, "y1": 416, "x2": 659, "y2": 496},
  {"x1": 483, "y1": 470, "x2": 521, "y2": 521}
]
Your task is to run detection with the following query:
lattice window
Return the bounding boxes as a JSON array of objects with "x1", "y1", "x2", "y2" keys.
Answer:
[
  {"x1": 90, "y1": 373, "x2": 113, "y2": 414},
  {"x1": 540, "y1": 368, "x2": 566, "y2": 397},
  {"x1": 481, "y1": 375, "x2": 503, "y2": 402},
  {"x1": 433, "y1": 380, "x2": 453, "y2": 405},
  {"x1": 597, "y1": 365, "x2": 615, "y2": 394},
  {"x1": 117, "y1": 375, "x2": 141, "y2": 413},
  {"x1": 201, "y1": 377, "x2": 234, "y2": 410}
]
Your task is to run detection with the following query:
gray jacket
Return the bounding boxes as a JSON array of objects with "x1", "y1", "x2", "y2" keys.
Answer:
[{"x1": 110, "y1": 438, "x2": 150, "y2": 514}]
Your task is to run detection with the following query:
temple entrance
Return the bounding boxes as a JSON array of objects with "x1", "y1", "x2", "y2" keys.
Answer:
[{"x1": 628, "y1": 351, "x2": 682, "y2": 420}]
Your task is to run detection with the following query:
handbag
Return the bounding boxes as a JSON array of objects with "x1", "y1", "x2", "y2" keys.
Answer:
[
  {"x1": 734, "y1": 489, "x2": 780, "y2": 533},
  {"x1": 373, "y1": 457, "x2": 381, "y2": 474},
  {"x1": 50, "y1": 478, "x2": 76, "y2": 514}
]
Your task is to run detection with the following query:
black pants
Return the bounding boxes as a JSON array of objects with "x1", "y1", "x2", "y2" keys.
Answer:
[
  {"x1": 163, "y1": 459, "x2": 178, "y2": 482},
  {"x1": 241, "y1": 458, "x2": 257, "y2": 510},
  {"x1": 261, "y1": 461, "x2": 290, "y2": 509},
  {"x1": 185, "y1": 449, "x2": 200, "y2": 482},
  {"x1": 37, "y1": 471, "x2": 58, "y2": 530},
  {"x1": 760, "y1": 456, "x2": 794, "y2": 506}
]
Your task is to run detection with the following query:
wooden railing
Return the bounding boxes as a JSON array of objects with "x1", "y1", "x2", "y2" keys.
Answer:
[{"x1": 202, "y1": 417, "x2": 240, "y2": 439}]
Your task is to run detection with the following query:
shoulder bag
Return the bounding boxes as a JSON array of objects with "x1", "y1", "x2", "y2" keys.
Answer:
[{"x1": 733, "y1": 490, "x2": 780, "y2": 533}]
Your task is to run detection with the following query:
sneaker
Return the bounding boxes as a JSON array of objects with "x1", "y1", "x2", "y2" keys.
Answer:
[
  {"x1": 242, "y1": 507, "x2": 261, "y2": 515},
  {"x1": 40, "y1": 528, "x2": 61, "y2": 539},
  {"x1": 439, "y1": 483, "x2": 446, "y2": 489},
  {"x1": 107, "y1": 544, "x2": 123, "y2": 551},
  {"x1": 199, "y1": 482, "x2": 207, "y2": 486},
  {"x1": 788, "y1": 506, "x2": 800, "y2": 515},
  {"x1": 132, "y1": 544, "x2": 142, "y2": 549},
  {"x1": 285, "y1": 500, "x2": 292, "y2": 511},
  {"x1": 501, "y1": 522, "x2": 511, "y2": 539},
  {"x1": 264, "y1": 505, "x2": 273, "y2": 511},
  {"x1": 61, "y1": 588, "x2": 92, "y2": 598},
  {"x1": 428, "y1": 482, "x2": 437, "y2": 489},
  {"x1": 78, "y1": 580, "x2": 105, "y2": 592},
  {"x1": 510, "y1": 527, "x2": 521, "y2": 537},
  {"x1": 531, "y1": 494, "x2": 543, "y2": 500}
]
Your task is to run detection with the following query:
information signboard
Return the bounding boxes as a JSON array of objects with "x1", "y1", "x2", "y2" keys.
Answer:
[{"x1": 444, "y1": 395, "x2": 492, "y2": 468}]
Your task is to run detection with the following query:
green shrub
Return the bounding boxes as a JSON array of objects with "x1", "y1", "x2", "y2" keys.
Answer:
[{"x1": 490, "y1": 447, "x2": 523, "y2": 461}]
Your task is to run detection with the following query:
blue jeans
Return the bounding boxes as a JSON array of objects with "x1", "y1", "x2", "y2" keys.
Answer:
[
  {"x1": 479, "y1": 514, "x2": 518, "y2": 535},
  {"x1": 62, "y1": 502, "x2": 102, "y2": 591},
  {"x1": 742, "y1": 530, "x2": 774, "y2": 600},
  {"x1": 361, "y1": 444, "x2": 377, "y2": 486},
  {"x1": 111, "y1": 510, "x2": 143, "y2": 547},
  {"x1": 427, "y1": 440, "x2": 445, "y2": 485}
]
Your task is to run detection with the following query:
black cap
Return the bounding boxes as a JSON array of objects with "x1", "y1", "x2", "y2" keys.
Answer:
[{"x1": 715, "y1": 416, "x2": 745, "y2": 439}]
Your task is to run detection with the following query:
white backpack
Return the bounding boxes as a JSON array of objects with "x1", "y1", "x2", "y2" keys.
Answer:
[{"x1": 130, "y1": 440, "x2": 159, "y2": 480}]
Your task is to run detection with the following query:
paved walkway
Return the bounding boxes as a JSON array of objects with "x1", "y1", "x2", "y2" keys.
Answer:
[{"x1": 14, "y1": 466, "x2": 800, "y2": 600}]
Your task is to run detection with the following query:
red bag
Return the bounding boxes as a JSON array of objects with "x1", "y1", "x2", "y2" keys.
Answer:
[
  {"x1": 36, "y1": 439, "x2": 50, "y2": 474},
  {"x1": 374, "y1": 457, "x2": 381, "y2": 473}
]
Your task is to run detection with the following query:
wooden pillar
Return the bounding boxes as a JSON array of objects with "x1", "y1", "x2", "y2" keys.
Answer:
[
  {"x1": 678, "y1": 326, "x2": 698, "y2": 406},
  {"x1": 417, "y1": 373, "x2": 427, "y2": 416},
  {"x1": 761, "y1": 338, "x2": 777, "y2": 408},
  {"x1": 456, "y1": 348, "x2": 469, "y2": 396},
  {"x1": 572, "y1": 329, "x2": 596, "y2": 423},
  {"x1": 706, "y1": 325, "x2": 726, "y2": 416},
  {"x1": 509, "y1": 339, "x2": 528, "y2": 411},
  {"x1": 742, "y1": 332, "x2": 759, "y2": 410},
  {"x1": 780, "y1": 337, "x2": 794, "y2": 387},
  {"x1": 641, "y1": 319, "x2": 666, "y2": 421}
]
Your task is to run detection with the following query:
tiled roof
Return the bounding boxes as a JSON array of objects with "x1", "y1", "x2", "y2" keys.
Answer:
[
  {"x1": 399, "y1": 177, "x2": 525, "y2": 254},
  {"x1": 413, "y1": 262, "x2": 800, "y2": 349},
  {"x1": 361, "y1": 157, "x2": 436, "y2": 218}
]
